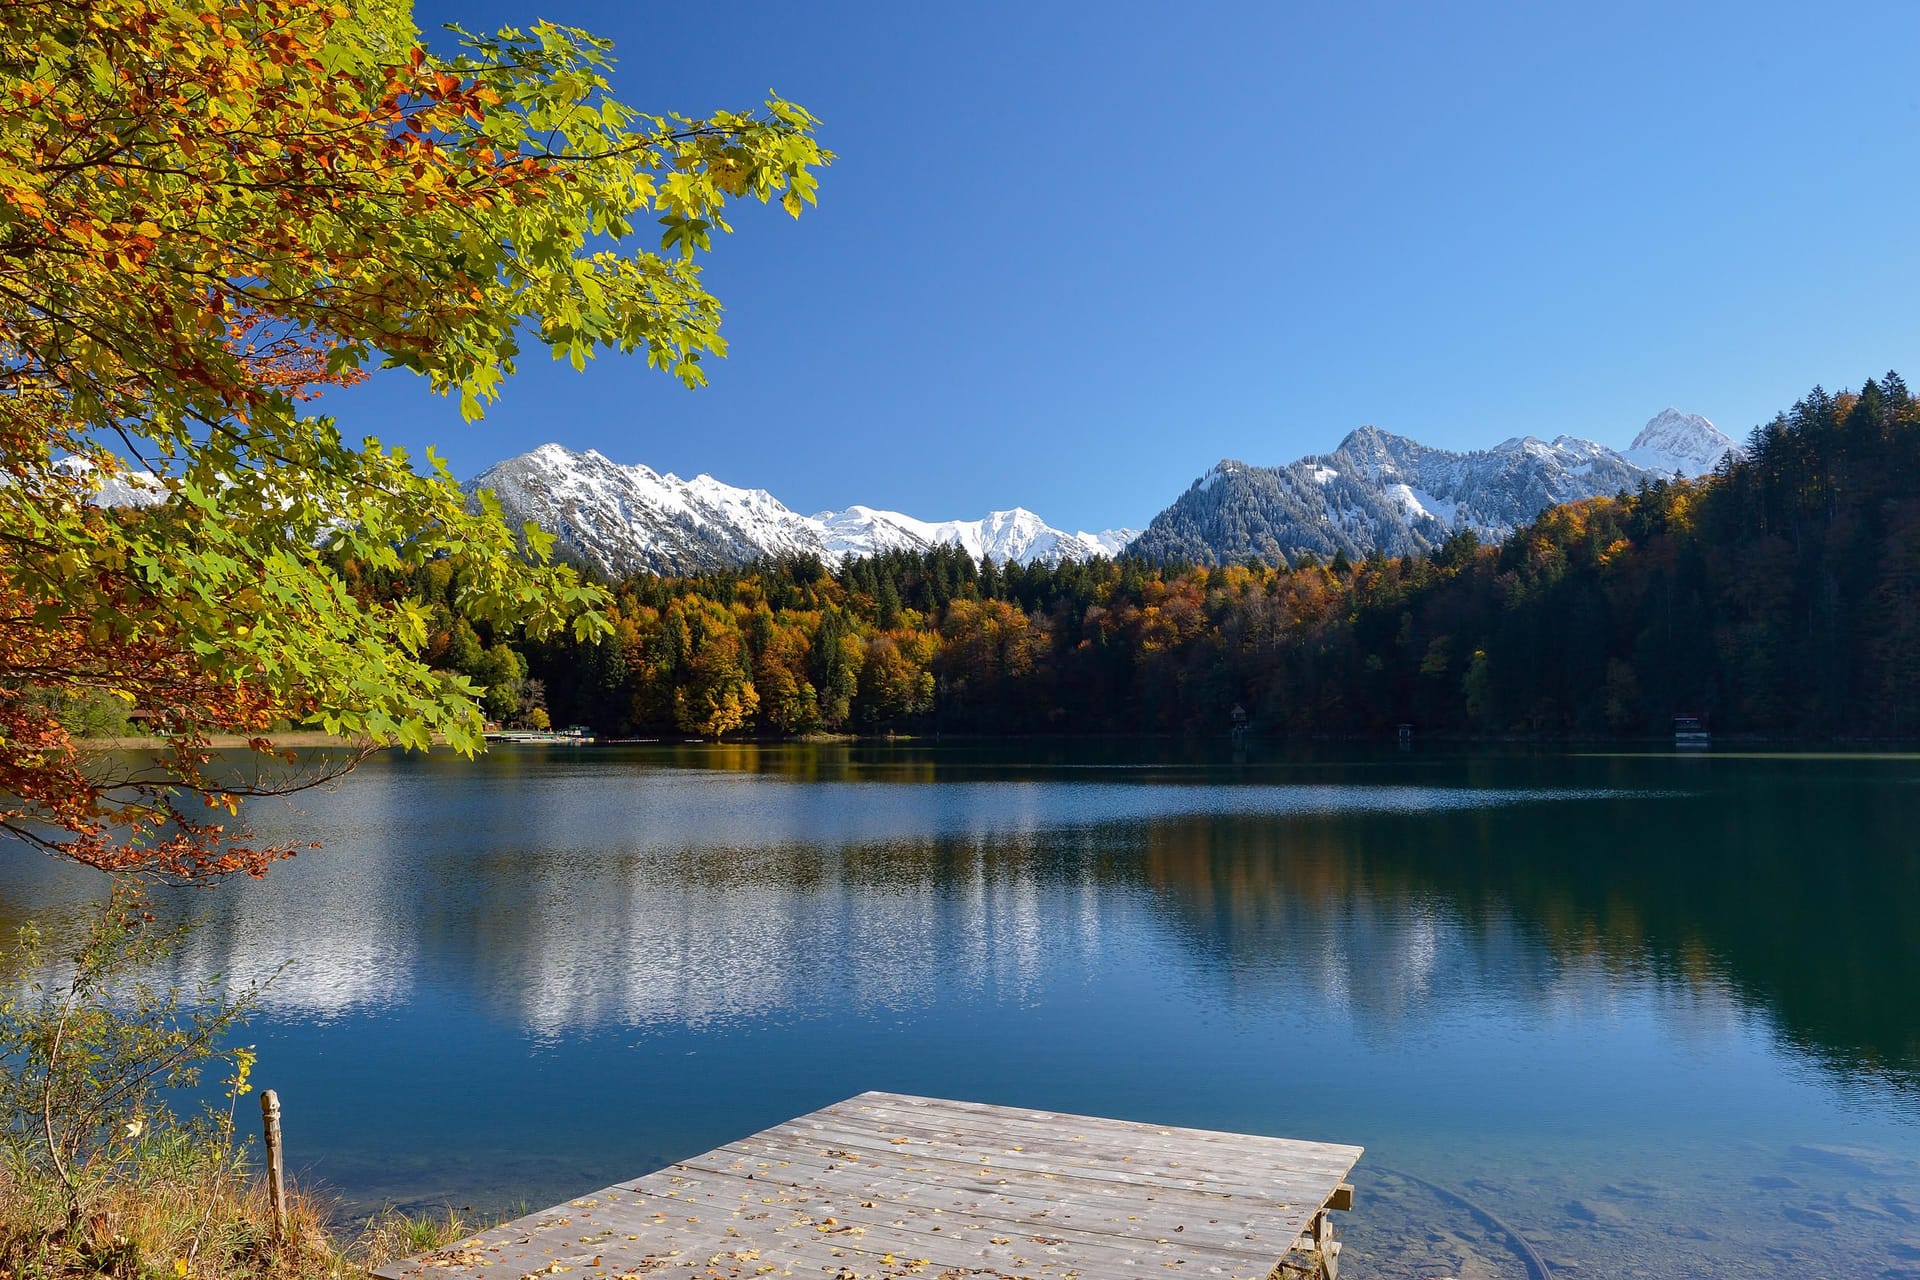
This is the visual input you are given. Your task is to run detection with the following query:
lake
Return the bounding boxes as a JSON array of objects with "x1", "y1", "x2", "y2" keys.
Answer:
[{"x1": 3, "y1": 743, "x2": 1918, "y2": 1278}]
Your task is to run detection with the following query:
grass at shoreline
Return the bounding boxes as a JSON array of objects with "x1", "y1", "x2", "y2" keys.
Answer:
[{"x1": 0, "y1": 1160, "x2": 473, "y2": 1280}]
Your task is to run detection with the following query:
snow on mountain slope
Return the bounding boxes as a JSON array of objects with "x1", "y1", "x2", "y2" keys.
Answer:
[
  {"x1": 470, "y1": 407, "x2": 1731, "y2": 577},
  {"x1": 1622, "y1": 408, "x2": 1740, "y2": 477},
  {"x1": 1128, "y1": 411, "x2": 1728, "y2": 566},
  {"x1": 812, "y1": 503, "x2": 1134, "y2": 564},
  {"x1": 809, "y1": 505, "x2": 933, "y2": 558},
  {"x1": 468, "y1": 443, "x2": 825, "y2": 576},
  {"x1": 468, "y1": 444, "x2": 1134, "y2": 576},
  {"x1": 51, "y1": 455, "x2": 167, "y2": 507}
]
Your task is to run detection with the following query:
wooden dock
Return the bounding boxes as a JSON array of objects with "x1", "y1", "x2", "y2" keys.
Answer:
[{"x1": 375, "y1": 1091, "x2": 1362, "y2": 1280}]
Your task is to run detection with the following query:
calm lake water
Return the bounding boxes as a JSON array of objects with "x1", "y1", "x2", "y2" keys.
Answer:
[{"x1": 4, "y1": 744, "x2": 1919, "y2": 1278}]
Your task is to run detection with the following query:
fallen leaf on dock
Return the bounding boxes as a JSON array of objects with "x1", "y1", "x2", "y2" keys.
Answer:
[{"x1": 421, "y1": 1249, "x2": 495, "y2": 1269}]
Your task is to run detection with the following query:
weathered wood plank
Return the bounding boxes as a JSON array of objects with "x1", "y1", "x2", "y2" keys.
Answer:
[
  {"x1": 845, "y1": 1095, "x2": 1363, "y2": 1170},
  {"x1": 628, "y1": 1163, "x2": 1299, "y2": 1265},
  {"x1": 751, "y1": 1102, "x2": 1354, "y2": 1172},
  {"x1": 792, "y1": 1104, "x2": 1362, "y2": 1174},
  {"x1": 383, "y1": 1198, "x2": 1263, "y2": 1280},
  {"x1": 717, "y1": 1121, "x2": 1346, "y2": 1206},
  {"x1": 785, "y1": 1098, "x2": 1363, "y2": 1183},
  {"x1": 683, "y1": 1143, "x2": 1338, "y2": 1232},
  {"x1": 850, "y1": 1093, "x2": 1363, "y2": 1165},
  {"x1": 663, "y1": 1145, "x2": 1301, "y2": 1228},
  {"x1": 373, "y1": 1092, "x2": 1363, "y2": 1280}
]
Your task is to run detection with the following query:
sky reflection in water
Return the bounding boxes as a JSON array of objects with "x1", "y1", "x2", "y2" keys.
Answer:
[{"x1": 2, "y1": 745, "x2": 1915, "y2": 1279}]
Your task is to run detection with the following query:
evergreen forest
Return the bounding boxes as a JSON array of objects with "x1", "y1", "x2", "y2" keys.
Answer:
[{"x1": 352, "y1": 373, "x2": 1920, "y2": 741}]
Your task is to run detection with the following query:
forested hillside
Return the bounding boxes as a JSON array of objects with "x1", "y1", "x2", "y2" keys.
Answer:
[{"x1": 351, "y1": 373, "x2": 1920, "y2": 740}]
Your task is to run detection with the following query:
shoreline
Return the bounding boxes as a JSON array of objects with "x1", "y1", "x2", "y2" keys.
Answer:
[
  {"x1": 76, "y1": 731, "x2": 376, "y2": 750},
  {"x1": 72, "y1": 729, "x2": 1920, "y2": 753}
]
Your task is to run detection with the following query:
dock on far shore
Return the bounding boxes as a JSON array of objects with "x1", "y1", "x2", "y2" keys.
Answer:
[
  {"x1": 482, "y1": 726, "x2": 595, "y2": 745},
  {"x1": 376, "y1": 1091, "x2": 1362, "y2": 1280}
]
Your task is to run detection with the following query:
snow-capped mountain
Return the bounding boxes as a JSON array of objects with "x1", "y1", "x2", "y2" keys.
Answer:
[
  {"x1": 1622, "y1": 408, "x2": 1739, "y2": 477},
  {"x1": 1127, "y1": 411, "x2": 1741, "y2": 567},
  {"x1": 470, "y1": 444, "x2": 823, "y2": 575},
  {"x1": 812, "y1": 504, "x2": 1132, "y2": 565},
  {"x1": 467, "y1": 444, "x2": 1137, "y2": 576},
  {"x1": 51, "y1": 455, "x2": 167, "y2": 507}
]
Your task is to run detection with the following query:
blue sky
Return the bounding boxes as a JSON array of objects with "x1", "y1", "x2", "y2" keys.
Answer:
[{"x1": 331, "y1": 0, "x2": 1920, "y2": 532}]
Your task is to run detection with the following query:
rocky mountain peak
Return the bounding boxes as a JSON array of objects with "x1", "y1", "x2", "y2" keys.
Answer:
[
  {"x1": 1624, "y1": 409, "x2": 1738, "y2": 477},
  {"x1": 1127, "y1": 410, "x2": 1736, "y2": 567}
]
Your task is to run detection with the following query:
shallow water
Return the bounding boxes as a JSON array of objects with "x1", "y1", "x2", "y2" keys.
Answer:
[{"x1": 4, "y1": 743, "x2": 1918, "y2": 1278}]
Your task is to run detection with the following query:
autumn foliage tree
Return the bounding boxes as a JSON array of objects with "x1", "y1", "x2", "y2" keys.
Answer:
[
  {"x1": 0, "y1": 0, "x2": 827, "y2": 879},
  {"x1": 402, "y1": 372, "x2": 1920, "y2": 745}
]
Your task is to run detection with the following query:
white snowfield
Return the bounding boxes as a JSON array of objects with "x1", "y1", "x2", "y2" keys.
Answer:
[
  {"x1": 811, "y1": 503, "x2": 1132, "y2": 565},
  {"x1": 468, "y1": 443, "x2": 1138, "y2": 577}
]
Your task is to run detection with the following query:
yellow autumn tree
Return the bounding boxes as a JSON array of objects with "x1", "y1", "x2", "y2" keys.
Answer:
[{"x1": 0, "y1": 0, "x2": 827, "y2": 876}]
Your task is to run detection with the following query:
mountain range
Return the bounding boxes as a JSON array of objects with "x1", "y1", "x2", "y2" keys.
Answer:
[
  {"x1": 63, "y1": 409, "x2": 1739, "y2": 573},
  {"x1": 466, "y1": 443, "x2": 1137, "y2": 576},
  {"x1": 466, "y1": 410, "x2": 1739, "y2": 574},
  {"x1": 1128, "y1": 409, "x2": 1740, "y2": 565}
]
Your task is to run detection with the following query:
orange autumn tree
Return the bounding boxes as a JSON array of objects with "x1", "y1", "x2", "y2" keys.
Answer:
[{"x1": 0, "y1": 0, "x2": 828, "y2": 880}]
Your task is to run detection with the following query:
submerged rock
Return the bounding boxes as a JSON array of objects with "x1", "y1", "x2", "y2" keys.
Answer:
[
  {"x1": 1789, "y1": 1143, "x2": 1910, "y2": 1178},
  {"x1": 1598, "y1": 1180, "x2": 1663, "y2": 1200},
  {"x1": 1562, "y1": 1199, "x2": 1630, "y2": 1227}
]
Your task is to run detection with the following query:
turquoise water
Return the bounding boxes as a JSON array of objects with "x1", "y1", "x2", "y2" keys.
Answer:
[{"x1": 3, "y1": 744, "x2": 1917, "y2": 1277}]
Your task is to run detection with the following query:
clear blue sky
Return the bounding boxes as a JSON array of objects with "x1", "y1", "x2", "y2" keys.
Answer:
[{"x1": 331, "y1": 0, "x2": 1920, "y2": 532}]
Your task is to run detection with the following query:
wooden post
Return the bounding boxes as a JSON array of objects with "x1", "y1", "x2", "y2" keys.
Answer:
[
  {"x1": 1311, "y1": 1208, "x2": 1340, "y2": 1280},
  {"x1": 260, "y1": 1089, "x2": 287, "y2": 1246}
]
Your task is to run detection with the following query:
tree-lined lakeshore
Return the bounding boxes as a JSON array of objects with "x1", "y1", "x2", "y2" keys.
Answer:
[
  {"x1": 4, "y1": 0, "x2": 1919, "y2": 1274},
  {"x1": 0, "y1": 0, "x2": 825, "y2": 1273},
  {"x1": 354, "y1": 374, "x2": 1920, "y2": 742}
]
